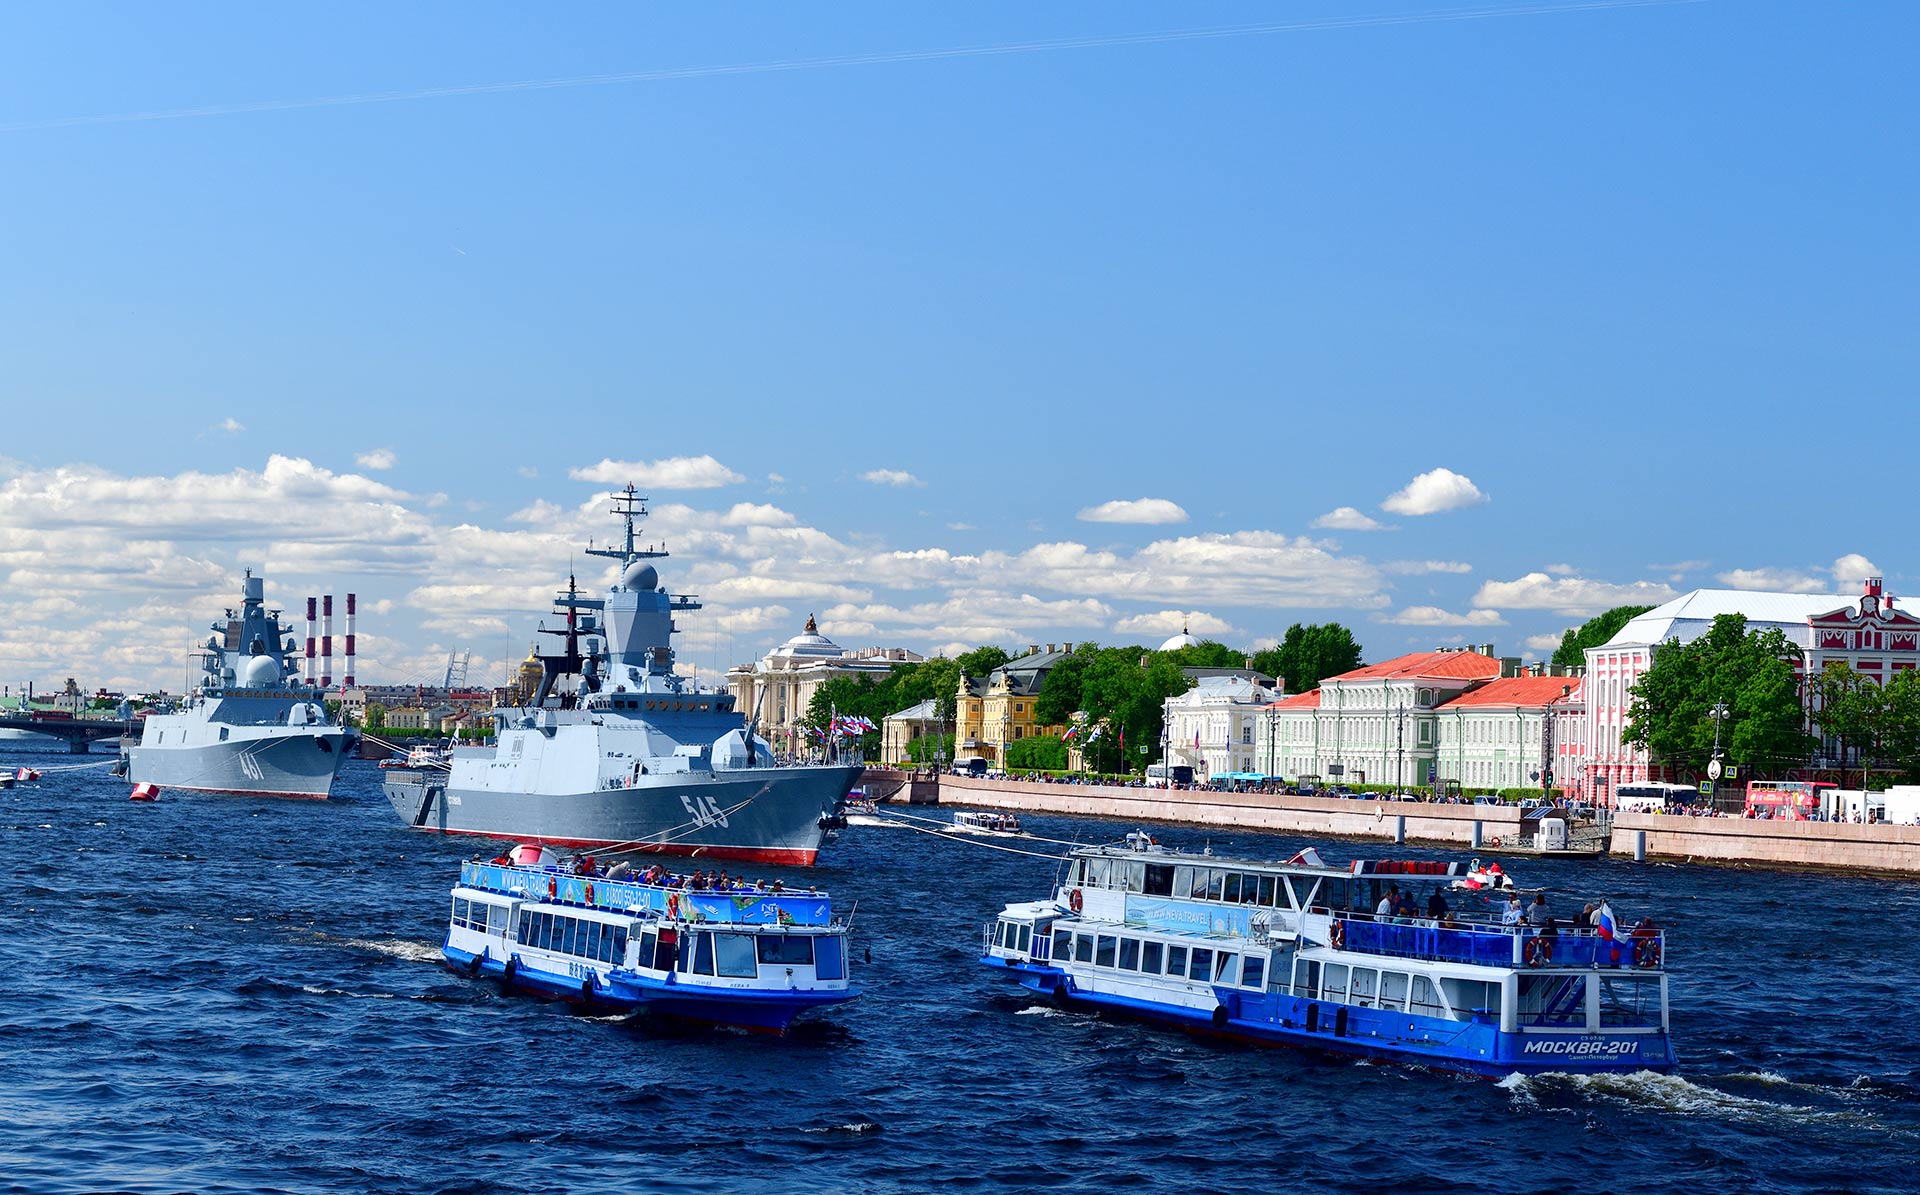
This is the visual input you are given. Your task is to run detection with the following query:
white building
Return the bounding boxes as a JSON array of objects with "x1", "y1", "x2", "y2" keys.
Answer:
[
  {"x1": 1164, "y1": 674, "x2": 1280, "y2": 779},
  {"x1": 725, "y1": 615, "x2": 924, "y2": 757},
  {"x1": 1431, "y1": 675, "x2": 1583, "y2": 793},
  {"x1": 1260, "y1": 648, "x2": 1507, "y2": 787},
  {"x1": 881, "y1": 697, "x2": 943, "y2": 765},
  {"x1": 1580, "y1": 578, "x2": 1919, "y2": 798}
]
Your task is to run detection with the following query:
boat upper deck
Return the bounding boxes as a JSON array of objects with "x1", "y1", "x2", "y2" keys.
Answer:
[
  {"x1": 1328, "y1": 914, "x2": 1667, "y2": 971},
  {"x1": 459, "y1": 861, "x2": 836, "y2": 927}
]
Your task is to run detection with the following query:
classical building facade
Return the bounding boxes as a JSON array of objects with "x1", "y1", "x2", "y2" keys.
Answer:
[
  {"x1": 725, "y1": 615, "x2": 924, "y2": 757},
  {"x1": 1582, "y1": 577, "x2": 1920, "y2": 796},
  {"x1": 1431, "y1": 675, "x2": 1583, "y2": 793},
  {"x1": 1164, "y1": 674, "x2": 1281, "y2": 779},
  {"x1": 955, "y1": 647, "x2": 1073, "y2": 767},
  {"x1": 881, "y1": 697, "x2": 943, "y2": 765},
  {"x1": 1259, "y1": 648, "x2": 1507, "y2": 787}
]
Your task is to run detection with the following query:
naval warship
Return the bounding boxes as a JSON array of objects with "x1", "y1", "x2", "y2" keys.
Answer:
[
  {"x1": 124, "y1": 571, "x2": 353, "y2": 799},
  {"x1": 384, "y1": 487, "x2": 862, "y2": 865}
]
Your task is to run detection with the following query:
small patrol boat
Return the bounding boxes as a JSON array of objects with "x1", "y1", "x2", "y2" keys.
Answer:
[
  {"x1": 982, "y1": 834, "x2": 1674, "y2": 1078},
  {"x1": 445, "y1": 845, "x2": 860, "y2": 1034}
]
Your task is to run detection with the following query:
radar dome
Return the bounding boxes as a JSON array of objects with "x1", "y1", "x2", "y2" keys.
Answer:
[
  {"x1": 242, "y1": 655, "x2": 282, "y2": 686},
  {"x1": 622, "y1": 561, "x2": 659, "y2": 591}
]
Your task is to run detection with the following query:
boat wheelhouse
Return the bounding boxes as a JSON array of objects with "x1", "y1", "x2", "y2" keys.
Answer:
[
  {"x1": 446, "y1": 850, "x2": 859, "y2": 1034},
  {"x1": 982, "y1": 836, "x2": 1673, "y2": 1077}
]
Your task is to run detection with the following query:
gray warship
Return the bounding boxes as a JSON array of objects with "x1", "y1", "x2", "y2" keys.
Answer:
[
  {"x1": 124, "y1": 571, "x2": 353, "y2": 799},
  {"x1": 384, "y1": 488, "x2": 862, "y2": 865}
]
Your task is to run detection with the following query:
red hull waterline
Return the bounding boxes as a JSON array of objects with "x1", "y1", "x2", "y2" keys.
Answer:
[
  {"x1": 149, "y1": 784, "x2": 331, "y2": 801},
  {"x1": 423, "y1": 825, "x2": 821, "y2": 867}
]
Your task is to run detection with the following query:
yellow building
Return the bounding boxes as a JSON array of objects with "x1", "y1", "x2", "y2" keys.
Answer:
[{"x1": 956, "y1": 646, "x2": 1073, "y2": 767}]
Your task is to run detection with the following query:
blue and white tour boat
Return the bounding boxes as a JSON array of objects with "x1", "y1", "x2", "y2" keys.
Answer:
[
  {"x1": 445, "y1": 844, "x2": 860, "y2": 1034},
  {"x1": 982, "y1": 834, "x2": 1674, "y2": 1077}
]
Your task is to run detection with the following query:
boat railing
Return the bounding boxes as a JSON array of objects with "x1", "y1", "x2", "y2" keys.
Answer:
[
  {"x1": 460, "y1": 862, "x2": 836, "y2": 926},
  {"x1": 1330, "y1": 916, "x2": 1666, "y2": 970}
]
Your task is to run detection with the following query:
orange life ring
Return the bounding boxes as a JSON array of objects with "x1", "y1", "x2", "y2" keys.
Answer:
[
  {"x1": 1068, "y1": 888, "x2": 1084, "y2": 914},
  {"x1": 1329, "y1": 920, "x2": 1345, "y2": 950},
  {"x1": 1526, "y1": 936, "x2": 1551, "y2": 967},
  {"x1": 1634, "y1": 938, "x2": 1662, "y2": 969},
  {"x1": 1489, "y1": 836, "x2": 1502, "y2": 848}
]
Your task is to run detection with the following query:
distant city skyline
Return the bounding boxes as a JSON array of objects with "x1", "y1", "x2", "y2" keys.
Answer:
[{"x1": 1, "y1": 2, "x2": 1912, "y2": 692}]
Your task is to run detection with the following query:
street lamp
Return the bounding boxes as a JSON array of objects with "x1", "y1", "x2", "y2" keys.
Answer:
[
  {"x1": 1543, "y1": 683, "x2": 1571, "y2": 798},
  {"x1": 1707, "y1": 701, "x2": 1730, "y2": 809},
  {"x1": 1394, "y1": 701, "x2": 1406, "y2": 796}
]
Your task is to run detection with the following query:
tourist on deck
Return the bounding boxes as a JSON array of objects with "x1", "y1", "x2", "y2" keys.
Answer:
[
  {"x1": 1502, "y1": 896, "x2": 1524, "y2": 928},
  {"x1": 1375, "y1": 885, "x2": 1398, "y2": 921},
  {"x1": 1577, "y1": 902, "x2": 1596, "y2": 928},
  {"x1": 1527, "y1": 893, "x2": 1551, "y2": 929},
  {"x1": 1426, "y1": 888, "x2": 1449, "y2": 918}
]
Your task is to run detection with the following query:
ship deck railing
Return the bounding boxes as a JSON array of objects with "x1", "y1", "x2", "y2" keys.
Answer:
[
  {"x1": 459, "y1": 861, "x2": 836, "y2": 927},
  {"x1": 1328, "y1": 915, "x2": 1666, "y2": 970}
]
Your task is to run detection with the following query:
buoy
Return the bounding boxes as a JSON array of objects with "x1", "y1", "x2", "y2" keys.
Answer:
[
  {"x1": 17, "y1": 767, "x2": 41, "y2": 782},
  {"x1": 130, "y1": 783, "x2": 161, "y2": 802}
]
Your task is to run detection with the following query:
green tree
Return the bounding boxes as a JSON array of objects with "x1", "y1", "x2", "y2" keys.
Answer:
[
  {"x1": 1624, "y1": 614, "x2": 1811, "y2": 777},
  {"x1": 955, "y1": 645, "x2": 1012, "y2": 678},
  {"x1": 1006, "y1": 734, "x2": 1068, "y2": 771},
  {"x1": 1551, "y1": 605, "x2": 1654, "y2": 669},
  {"x1": 365, "y1": 702, "x2": 388, "y2": 731},
  {"x1": 1033, "y1": 645, "x2": 1090, "y2": 726},
  {"x1": 1249, "y1": 623, "x2": 1363, "y2": 693}
]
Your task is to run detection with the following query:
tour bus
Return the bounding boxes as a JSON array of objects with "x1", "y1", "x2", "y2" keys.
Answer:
[
  {"x1": 1145, "y1": 762, "x2": 1195, "y2": 788},
  {"x1": 1744, "y1": 779, "x2": 1834, "y2": 820},
  {"x1": 1615, "y1": 782, "x2": 1702, "y2": 814}
]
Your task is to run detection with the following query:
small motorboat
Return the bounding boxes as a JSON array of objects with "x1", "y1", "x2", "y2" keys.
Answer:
[
  {"x1": 953, "y1": 810, "x2": 1025, "y2": 836},
  {"x1": 129, "y1": 782, "x2": 161, "y2": 802},
  {"x1": 15, "y1": 767, "x2": 42, "y2": 782},
  {"x1": 1451, "y1": 857, "x2": 1515, "y2": 892}
]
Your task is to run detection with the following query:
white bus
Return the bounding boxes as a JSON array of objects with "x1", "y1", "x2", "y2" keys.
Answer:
[{"x1": 1614, "y1": 782, "x2": 1701, "y2": 813}]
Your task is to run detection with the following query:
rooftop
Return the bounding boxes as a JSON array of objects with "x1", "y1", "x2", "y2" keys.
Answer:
[
  {"x1": 1327, "y1": 650, "x2": 1501, "y2": 684},
  {"x1": 1435, "y1": 675, "x2": 1583, "y2": 709},
  {"x1": 1606, "y1": 589, "x2": 1851, "y2": 649}
]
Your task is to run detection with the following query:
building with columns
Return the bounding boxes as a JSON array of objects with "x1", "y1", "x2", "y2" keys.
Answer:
[
  {"x1": 1164, "y1": 673, "x2": 1281, "y2": 780},
  {"x1": 1431, "y1": 675, "x2": 1584, "y2": 793},
  {"x1": 725, "y1": 615, "x2": 923, "y2": 757}
]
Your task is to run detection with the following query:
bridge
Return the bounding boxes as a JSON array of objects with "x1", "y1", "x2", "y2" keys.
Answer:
[{"x1": 0, "y1": 716, "x2": 127, "y2": 753}]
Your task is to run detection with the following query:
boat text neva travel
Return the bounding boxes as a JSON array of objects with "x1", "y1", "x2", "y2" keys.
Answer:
[
  {"x1": 385, "y1": 487, "x2": 863, "y2": 864},
  {"x1": 445, "y1": 844, "x2": 859, "y2": 1033},
  {"x1": 122, "y1": 571, "x2": 355, "y2": 799},
  {"x1": 982, "y1": 835, "x2": 1674, "y2": 1078}
]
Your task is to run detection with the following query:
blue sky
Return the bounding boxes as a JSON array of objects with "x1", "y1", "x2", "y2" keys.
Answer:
[{"x1": 1, "y1": 2, "x2": 1913, "y2": 693}]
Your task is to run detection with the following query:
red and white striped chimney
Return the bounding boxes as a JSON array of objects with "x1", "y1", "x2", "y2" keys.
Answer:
[
  {"x1": 343, "y1": 593, "x2": 356, "y2": 689},
  {"x1": 321, "y1": 594, "x2": 333, "y2": 689},
  {"x1": 305, "y1": 597, "x2": 318, "y2": 688}
]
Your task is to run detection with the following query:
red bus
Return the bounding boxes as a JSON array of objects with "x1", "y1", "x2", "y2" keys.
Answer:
[{"x1": 1744, "y1": 780, "x2": 1835, "y2": 820}]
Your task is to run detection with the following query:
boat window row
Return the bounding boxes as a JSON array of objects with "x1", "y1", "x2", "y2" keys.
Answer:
[
  {"x1": 1069, "y1": 856, "x2": 1314, "y2": 911},
  {"x1": 518, "y1": 909, "x2": 627, "y2": 964},
  {"x1": 1052, "y1": 928, "x2": 1268, "y2": 991},
  {"x1": 992, "y1": 920, "x2": 1034, "y2": 955},
  {"x1": 451, "y1": 896, "x2": 508, "y2": 935},
  {"x1": 1303, "y1": 961, "x2": 1466, "y2": 1019},
  {"x1": 633, "y1": 928, "x2": 844, "y2": 980}
]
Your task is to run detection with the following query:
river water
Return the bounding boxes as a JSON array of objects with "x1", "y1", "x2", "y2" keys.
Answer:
[{"x1": 4, "y1": 752, "x2": 1916, "y2": 1194}]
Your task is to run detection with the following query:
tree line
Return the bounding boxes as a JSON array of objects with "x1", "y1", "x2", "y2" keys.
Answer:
[{"x1": 799, "y1": 623, "x2": 1362, "y2": 772}]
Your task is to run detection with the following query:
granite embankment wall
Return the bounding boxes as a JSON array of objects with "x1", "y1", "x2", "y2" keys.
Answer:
[
  {"x1": 934, "y1": 774, "x2": 1523, "y2": 848},
  {"x1": 916, "y1": 774, "x2": 1920, "y2": 876},
  {"x1": 1609, "y1": 812, "x2": 1920, "y2": 874}
]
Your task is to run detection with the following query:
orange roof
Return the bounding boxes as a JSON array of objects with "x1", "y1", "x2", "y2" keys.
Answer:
[
  {"x1": 1266, "y1": 689, "x2": 1321, "y2": 710},
  {"x1": 1435, "y1": 675, "x2": 1582, "y2": 709},
  {"x1": 1327, "y1": 650, "x2": 1501, "y2": 683}
]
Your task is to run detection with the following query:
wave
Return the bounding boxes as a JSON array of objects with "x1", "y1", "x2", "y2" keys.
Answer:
[
  {"x1": 333, "y1": 936, "x2": 445, "y2": 965},
  {"x1": 1502, "y1": 1069, "x2": 1888, "y2": 1129}
]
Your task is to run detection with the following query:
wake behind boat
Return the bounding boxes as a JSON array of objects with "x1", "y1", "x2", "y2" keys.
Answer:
[
  {"x1": 123, "y1": 571, "x2": 354, "y2": 799},
  {"x1": 385, "y1": 488, "x2": 860, "y2": 864},
  {"x1": 983, "y1": 834, "x2": 1673, "y2": 1078}
]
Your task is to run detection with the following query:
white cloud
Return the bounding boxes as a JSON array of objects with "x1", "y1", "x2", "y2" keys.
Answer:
[
  {"x1": 355, "y1": 448, "x2": 397, "y2": 471},
  {"x1": 1076, "y1": 498, "x2": 1189, "y2": 525},
  {"x1": 507, "y1": 499, "x2": 565, "y2": 525},
  {"x1": 568, "y1": 455, "x2": 744, "y2": 490},
  {"x1": 1382, "y1": 560, "x2": 1473, "y2": 575},
  {"x1": 1113, "y1": 610, "x2": 1236, "y2": 636},
  {"x1": 719, "y1": 503, "x2": 798, "y2": 528},
  {"x1": 1472, "y1": 572, "x2": 1678, "y2": 616},
  {"x1": 1717, "y1": 567, "x2": 1827, "y2": 594},
  {"x1": 1383, "y1": 606, "x2": 1505, "y2": 627},
  {"x1": 1312, "y1": 507, "x2": 1390, "y2": 532},
  {"x1": 860, "y1": 469, "x2": 923, "y2": 488},
  {"x1": 947, "y1": 522, "x2": 976, "y2": 532},
  {"x1": 1544, "y1": 563, "x2": 1577, "y2": 576},
  {"x1": 1525, "y1": 632, "x2": 1566, "y2": 651},
  {"x1": 1833, "y1": 553, "x2": 1880, "y2": 589},
  {"x1": 218, "y1": 417, "x2": 244, "y2": 435},
  {"x1": 1380, "y1": 467, "x2": 1487, "y2": 516},
  {"x1": 517, "y1": 466, "x2": 539, "y2": 479},
  {"x1": 982, "y1": 532, "x2": 1384, "y2": 609}
]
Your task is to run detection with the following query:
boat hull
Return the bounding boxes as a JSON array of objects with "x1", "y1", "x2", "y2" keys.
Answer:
[
  {"x1": 986, "y1": 957, "x2": 1674, "y2": 1079},
  {"x1": 445, "y1": 944, "x2": 858, "y2": 1033},
  {"x1": 127, "y1": 728, "x2": 348, "y2": 799},
  {"x1": 388, "y1": 763, "x2": 863, "y2": 865}
]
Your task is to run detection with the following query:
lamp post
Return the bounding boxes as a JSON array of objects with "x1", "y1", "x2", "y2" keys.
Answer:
[
  {"x1": 1708, "y1": 701, "x2": 1730, "y2": 810},
  {"x1": 1543, "y1": 683, "x2": 1570, "y2": 799},
  {"x1": 1394, "y1": 701, "x2": 1406, "y2": 796}
]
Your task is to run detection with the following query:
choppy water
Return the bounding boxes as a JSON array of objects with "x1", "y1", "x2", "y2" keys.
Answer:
[{"x1": 4, "y1": 752, "x2": 1917, "y2": 1194}]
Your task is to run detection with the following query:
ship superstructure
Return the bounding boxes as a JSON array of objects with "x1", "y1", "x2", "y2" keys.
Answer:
[
  {"x1": 124, "y1": 571, "x2": 354, "y2": 799},
  {"x1": 385, "y1": 488, "x2": 862, "y2": 864}
]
